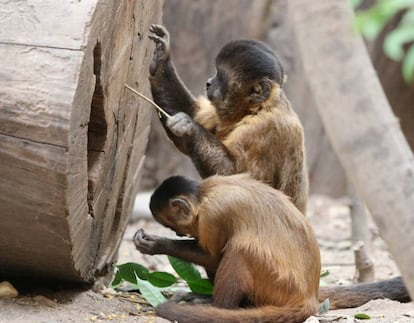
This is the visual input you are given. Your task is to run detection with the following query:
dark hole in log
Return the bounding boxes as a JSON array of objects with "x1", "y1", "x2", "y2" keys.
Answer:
[{"x1": 87, "y1": 42, "x2": 108, "y2": 216}]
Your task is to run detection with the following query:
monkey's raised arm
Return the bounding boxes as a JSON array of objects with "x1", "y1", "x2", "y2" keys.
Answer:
[{"x1": 148, "y1": 25, "x2": 197, "y2": 117}]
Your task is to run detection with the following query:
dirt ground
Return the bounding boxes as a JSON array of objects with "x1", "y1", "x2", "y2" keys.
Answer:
[{"x1": 0, "y1": 195, "x2": 413, "y2": 323}]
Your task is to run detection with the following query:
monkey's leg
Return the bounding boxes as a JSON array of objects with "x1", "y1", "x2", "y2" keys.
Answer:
[
  {"x1": 133, "y1": 229, "x2": 219, "y2": 271},
  {"x1": 213, "y1": 251, "x2": 253, "y2": 309}
]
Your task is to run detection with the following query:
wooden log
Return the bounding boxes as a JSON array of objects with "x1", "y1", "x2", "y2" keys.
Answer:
[{"x1": 0, "y1": 0, "x2": 162, "y2": 282}]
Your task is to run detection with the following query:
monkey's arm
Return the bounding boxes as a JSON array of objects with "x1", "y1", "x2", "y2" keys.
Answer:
[
  {"x1": 133, "y1": 229, "x2": 220, "y2": 271},
  {"x1": 148, "y1": 24, "x2": 197, "y2": 117},
  {"x1": 165, "y1": 113, "x2": 236, "y2": 178}
]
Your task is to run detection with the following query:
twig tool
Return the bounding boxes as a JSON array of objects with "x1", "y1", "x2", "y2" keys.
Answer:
[{"x1": 124, "y1": 84, "x2": 171, "y2": 118}]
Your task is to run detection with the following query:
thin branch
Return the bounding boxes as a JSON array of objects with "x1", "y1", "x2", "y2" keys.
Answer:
[
  {"x1": 353, "y1": 241, "x2": 375, "y2": 283},
  {"x1": 124, "y1": 84, "x2": 171, "y2": 118}
]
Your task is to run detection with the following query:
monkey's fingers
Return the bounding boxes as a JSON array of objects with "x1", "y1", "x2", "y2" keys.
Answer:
[
  {"x1": 148, "y1": 34, "x2": 167, "y2": 47},
  {"x1": 166, "y1": 114, "x2": 194, "y2": 137},
  {"x1": 150, "y1": 24, "x2": 169, "y2": 39},
  {"x1": 133, "y1": 228, "x2": 145, "y2": 242}
]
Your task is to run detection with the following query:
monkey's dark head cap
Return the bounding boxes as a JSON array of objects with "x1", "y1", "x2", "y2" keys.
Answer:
[
  {"x1": 217, "y1": 40, "x2": 284, "y2": 86},
  {"x1": 150, "y1": 176, "x2": 199, "y2": 214}
]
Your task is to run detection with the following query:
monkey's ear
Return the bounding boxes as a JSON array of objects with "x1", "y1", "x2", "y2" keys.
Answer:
[
  {"x1": 249, "y1": 78, "x2": 272, "y2": 103},
  {"x1": 170, "y1": 198, "x2": 191, "y2": 217}
]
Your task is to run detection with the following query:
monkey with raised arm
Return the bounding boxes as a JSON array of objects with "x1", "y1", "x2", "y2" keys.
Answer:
[
  {"x1": 148, "y1": 24, "x2": 308, "y2": 214},
  {"x1": 139, "y1": 174, "x2": 320, "y2": 323}
]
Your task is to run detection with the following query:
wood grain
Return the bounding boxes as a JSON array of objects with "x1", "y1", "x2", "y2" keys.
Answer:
[{"x1": 0, "y1": 0, "x2": 162, "y2": 281}]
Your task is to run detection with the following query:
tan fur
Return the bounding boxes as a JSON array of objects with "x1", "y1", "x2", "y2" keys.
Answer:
[
  {"x1": 153, "y1": 174, "x2": 320, "y2": 323},
  {"x1": 195, "y1": 86, "x2": 308, "y2": 214}
]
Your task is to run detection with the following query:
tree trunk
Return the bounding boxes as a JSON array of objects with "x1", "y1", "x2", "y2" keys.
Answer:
[
  {"x1": 265, "y1": 0, "x2": 347, "y2": 197},
  {"x1": 289, "y1": 0, "x2": 414, "y2": 297},
  {"x1": 0, "y1": 0, "x2": 162, "y2": 282},
  {"x1": 369, "y1": 12, "x2": 414, "y2": 151}
]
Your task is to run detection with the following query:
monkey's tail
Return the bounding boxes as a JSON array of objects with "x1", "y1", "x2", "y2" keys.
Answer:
[
  {"x1": 155, "y1": 301, "x2": 317, "y2": 323},
  {"x1": 319, "y1": 276, "x2": 410, "y2": 309}
]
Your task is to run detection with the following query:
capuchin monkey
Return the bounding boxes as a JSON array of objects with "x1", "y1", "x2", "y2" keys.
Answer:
[
  {"x1": 148, "y1": 24, "x2": 308, "y2": 214},
  {"x1": 136, "y1": 174, "x2": 321, "y2": 323},
  {"x1": 135, "y1": 24, "x2": 410, "y2": 310}
]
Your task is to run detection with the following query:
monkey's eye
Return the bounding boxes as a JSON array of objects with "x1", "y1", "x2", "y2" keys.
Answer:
[{"x1": 206, "y1": 77, "x2": 214, "y2": 90}]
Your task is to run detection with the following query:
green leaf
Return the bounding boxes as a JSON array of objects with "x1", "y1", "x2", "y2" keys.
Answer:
[
  {"x1": 319, "y1": 298, "x2": 330, "y2": 314},
  {"x1": 148, "y1": 271, "x2": 177, "y2": 288},
  {"x1": 135, "y1": 275, "x2": 166, "y2": 307},
  {"x1": 168, "y1": 256, "x2": 201, "y2": 282},
  {"x1": 115, "y1": 262, "x2": 150, "y2": 284},
  {"x1": 320, "y1": 270, "x2": 330, "y2": 278},
  {"x1": 350, "y1": 0, "x2": 363, "y2": 9},
  {"x1": 384, "y1": 26, "x2": 414, "y2": 60},
  {"x1": 355, "y1": 313, "x2": 371, "y2": 319},
  {"x1": 319, "y1": 279, "x2": 327, "y2": 287},
  {"x1": 188, "y1": 278, "x2": 214, "y2": 295},
  {"x1": 401, "y1": 8, "x2": 414, "y2": 25},
  {"x1": 361, "y1": 18, "x2": 387, "y2": 39},
  {"x1": 110, "y1": 269, "x2": 123, "y2": 288},
  {"x1": 402, "y1": 44, "x2": 414, "y2": 82},
  {"x1": 381, "y1": 0, "x2": 413, "y2": 14}
]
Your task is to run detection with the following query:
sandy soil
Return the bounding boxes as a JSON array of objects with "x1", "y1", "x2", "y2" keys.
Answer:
[{"x1": 0, "y1": 195, "x2": 412, "y2": 323}]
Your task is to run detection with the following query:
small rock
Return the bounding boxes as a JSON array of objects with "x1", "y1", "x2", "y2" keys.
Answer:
[
  {"x1": 33, "y1": 295, "x2": 57, "y2": 307},
  {"x1": 0, "y1": 281, "x2": 18, "y2": 298}
]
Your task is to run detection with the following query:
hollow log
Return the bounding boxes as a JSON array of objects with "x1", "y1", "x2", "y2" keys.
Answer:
[{"x1": 0, "y1": 0, "x2": 162, "y2": 282}]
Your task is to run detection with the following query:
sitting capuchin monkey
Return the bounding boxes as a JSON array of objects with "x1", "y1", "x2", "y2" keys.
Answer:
[{"x1": 136, "y1": 174, "x2": 321, "y2": 323}]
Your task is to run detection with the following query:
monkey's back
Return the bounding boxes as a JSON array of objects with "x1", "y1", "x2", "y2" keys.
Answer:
[
  {"x1": 200, "y1": 90, "x2": 308, "y2": 214},
  {"x1": 198, "y1": 174, "x2": 320, "y2": 306}
]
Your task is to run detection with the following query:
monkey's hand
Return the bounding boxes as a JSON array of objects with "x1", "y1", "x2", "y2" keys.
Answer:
[
  {"x1": 149, "y1": 24, "x2": 170, "y2": 76},
  {"x1": 133, "y1": 228, "x2": 165, "y2": 255},
  {"x1": 166, "y1": 112, "x2": 196, "y2": 137}
]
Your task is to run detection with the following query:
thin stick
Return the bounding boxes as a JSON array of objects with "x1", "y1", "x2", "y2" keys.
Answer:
[{"x1": 124, "y1": 84, "x2": 171, "y2": 118}]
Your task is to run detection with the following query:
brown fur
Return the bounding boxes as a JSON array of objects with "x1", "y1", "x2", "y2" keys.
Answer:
[
  {"x1": 194, "y1": 86, "x2": 308, "y2": 214},
  {"x1": 145, "y1": 174, "x2": 321, "y2": 323},
  {"x1": 140, "y1": 24, "x2": 411, "y2": 310}
]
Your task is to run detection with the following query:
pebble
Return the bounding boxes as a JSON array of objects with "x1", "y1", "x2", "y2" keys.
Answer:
[
  {"x1": 33, "y1": 295, "x2": 57, "y2": 307},
  {"x1": 0, "y1": 281, "x2": 18, "y2": 298}
]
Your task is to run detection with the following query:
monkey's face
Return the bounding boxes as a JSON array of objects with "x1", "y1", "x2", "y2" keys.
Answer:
[
  {"x1": 206, "y1": 67, "x2": 249, "y2": 122},
  {"x1": 154, "y1": 197, "x2": 198, "y2": 238},
  {"x1": 207, "y1": 40, "x2": 284, "y2": 121},
  {"x1": 207, "y1": 67, "x2": 273, "y2": 122},
  {"x1": 206, "y1": 68, "x2": 227, "y2": 107}
]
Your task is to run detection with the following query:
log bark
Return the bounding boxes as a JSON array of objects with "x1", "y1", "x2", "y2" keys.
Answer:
[
  {"x1": 289, "y1": 0, "x2": 414, "y2": 297},
  {"x1": 0, "y1": 0, "x2": 162, "y2": 282}
]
